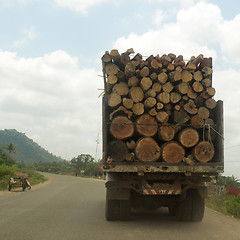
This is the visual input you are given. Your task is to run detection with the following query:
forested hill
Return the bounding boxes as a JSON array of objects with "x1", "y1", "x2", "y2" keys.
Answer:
[{"x1": 0, "y1": 129, "x2": 64, "y2": 163}]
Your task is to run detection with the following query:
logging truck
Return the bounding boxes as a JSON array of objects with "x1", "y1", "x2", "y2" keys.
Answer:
[{"x1": 102, "y1": 49, "x2": 224, "y2": 221}]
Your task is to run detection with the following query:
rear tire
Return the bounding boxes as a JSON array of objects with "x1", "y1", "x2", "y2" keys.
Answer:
[
  {"x1": 191, "y1": 189, "x2": 205, "y2": 222},
  {"x1": 119, "y1": 200, "x2": 131, "y2": 220},
  {"x1": 176, "y1": 190, "x2": 192, "y2": 221},
  {"x1": 105, "y1": 200, "x2": 119, "y2": 221}
]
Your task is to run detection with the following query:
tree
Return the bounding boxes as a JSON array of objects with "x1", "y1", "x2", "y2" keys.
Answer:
[
  {"x1": 3, "y1": 143, "x2": 16, "y2": 154},
  {"x1": 71, "y1": 154, "x2": 94, "y2": 176},
  {"x1": 218, "y1": 175, "x2": 240, "y2": 188}
]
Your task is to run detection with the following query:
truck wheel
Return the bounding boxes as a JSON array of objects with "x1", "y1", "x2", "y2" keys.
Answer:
[
  {"x1": 176, "y1": 190, "x2": 192, "y2": 221},
  {"x1": 119, "y1": 200, "x2": 131, "y2": 220},
  {"x1": 105, "y1": 200, "x2": 119, "y2": 221},
  {"x1": 168, "y1": 205, "x2": 177, "y2": 216},
  {"x1": 191, "y1": 189, "x2": 205, "y2": 222}
]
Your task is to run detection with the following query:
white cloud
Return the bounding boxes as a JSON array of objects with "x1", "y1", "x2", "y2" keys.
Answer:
[
  {"x1": 54, "y1": 0, "x2": 109, "y2": 15},
  {"x1": 1, "y1": 0, "x2": 39, "y2": 6},
  {"x1": 0, "y1": 50, "x2": 103, "y2": 160},
  {"x1": 152, "y1": 9, "x2": 165, "y2": 27},
  {"x1": 11, "y1": 25, "x2": 37, "y2": 48},
  {"x1": 148, "y1": 0, "x2": 198, "y2": 8}
]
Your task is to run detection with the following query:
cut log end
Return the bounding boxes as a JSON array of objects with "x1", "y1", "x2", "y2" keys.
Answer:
[
  {"x1": 179, "y1": 127, "x2": 199, "y2": 148},
  {"x1": 162, "y1": 142, "x2": 185, "y2": 163},
  {"x1": 193, "y1": 141, "x2": 215, "y2": 162},
  {"x1": 135, "y1": 137, "x2": 161, "y2": 162}
]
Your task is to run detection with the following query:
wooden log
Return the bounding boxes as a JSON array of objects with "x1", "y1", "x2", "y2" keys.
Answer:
[
  {"x1": 129, "y1": 87, "x2": 144, "y2": 103},
  {"x1": 144, "y1": 97, "x2": 157, "y2": 108},
  {"x1": 202, "y1": 67, "x2": 213, "y2": 77},
  {"x1": 105, "y1": 63, "x2": 119, "y2": 75},
  {"x1": 125, "y1": 62, "x2": 136, "y2": 77},
  {"x1": 140, "y1": 66, "x2": 150, "y2": 77},
  {"x1": 179, "y1": 127, "x2": 199, "y2": 148},
  {"x1": 117, "y1": 71, "x2": 125, "y2": 81},
  {"x1": 193, "y1": 71, "x2": 203, "y2": 81},
  {"x1": 198, "y1": 106, "x2": 210, "y2": 119},
  {"x1": 123, "y1": 98, "x2": 133, "y2": 110},
  {"x1": 149, "y1": 108, "x2": 157, "y2": 116},
  {"x1": 113, "y1": 82, "x2": 129, "y2": 96},
  {"x1": 194, "y1": 96, "x2": 204, "y2": 108},
  {"x1": 126, "y1": 140, "x2": 136, "y2": 149},
  {"x1": 158, "y1": 125, "x2": 175, "y2": 141},
  {"x1": 132, "y1": 103, "x2": 144, "y2": 115},
  {"x1": 205, "y1": 98, "x2": 217, "y2": 109},
  {"x1": 170, "y1": 92, "x2": 181, "y2": 104},
  {"x1": 110, "y1": 49, "x2": 120, "y2": 62},
  {"x1": 162, "y1": 82, "x2": 174, "y2": 93},
  {"x1": 192, "y1": 81, "x2": 204, "y2": 93},
  {"x1": 156, "y1": 111, "x2": 169, "y2": 123},
  {"x1": 152, "y1": 82, "x2": 162, "y2": 93},
  {"x1": 109, "y1": 106, "x2": 133, "y2": 120},
  {"x1": 150, "y1": 59, "x2": 160, "y2": 70},
  {"x1": 191, "y1": 115, "x2": 204, "y2": 128},
  {"x1": 168, "y1": 71, "x2": 181, "y2": 83},
  {"x1": 177, "y1": 83, "x2": 189, "y2": 95},
  {"x1": 135, "y1": 137, "x2": 160, "y2": 162},
  {"x1": 186, "y1": 61, "x2": 196, "y2": 71},
  {"x1": 206, "y1": 87, "x2": 216, "y2": 97},
  {"x1": 128, "y1": 76, "x2": 139, "y2": 87},
  {"x1": 136, "y1": 114, "x2": 158, "y2": 137},
  {"x1": 184, "y1": 100, "x2": 198, "y2": 115},
  {"x1": 193, "y1": 141, "x2": 215, "y2": 162},
  {"x1": 145, "y1": 89, "x2": 156, "y2": 98},
  {"x1": 167, "y1": 63, "x2": 175, "y2": 71},
  {"x1": 168, "y1": 53, "x2": 176, "y2": 61},
  {"x1": 140, "y1": 77, "x2": 152, "y2": 91},
  {"x1": 150, "y1": 72, "x2": 158, "y2": 81},
  {"x1": 200, "y1": 91, "x2": 210, "y2": 99},
  {"x1": 107, "y1": 140, "x2": 128, "y2": 162},
  {"x1": 187, "y1": 88, "x2": 198, "y2": 99},
  {"x1": 157, "y1": 92, "x2": 170, "y2": 104},
  {"x1": 173, "y1": 109, "x2": 190, "y2": 124},
  {"x1": 174, "y1": 105, "x2": 181, "y2": 111},
  {"x1": 108, "y1": 93, "x2": 121, "y2": 107},
  {"x1": 181, "y1": 70, "x2": 193, "y2": 82},
  {"x1": 125, "y1": 153, "x2": 135, "y2": 162},
  {"x1": 192, "y1": 54, "x2": 204, "y2": 67},
  {"x1": 110, "y1": 116, "x2": 134, "y2": 140},
  {"x1": 158, "y1": 72, "x2": 168, "y2": 84},
  {"x1": 162, "y1": 141, "x2": 185, "y2": 163},
  {"x1": 107, "y1": 74, "x2": 118, "y2": 85},
  {"x1": 202, "y1": 78, "x2": 212, "y2": 87},
  {"x1": 156, "y1": 102, "x2": 164, "y2": 110},
  {"x1": 102, "y1": 51, "x2": 112, "y2": 63},
  {"x1": 205, "y1": 118, "x2": 214, "y2": 126}
]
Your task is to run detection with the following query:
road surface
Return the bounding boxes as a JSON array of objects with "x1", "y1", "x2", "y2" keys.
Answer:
[{"x1": 0, "y1": 173, "x2": 240, "y2": 240}]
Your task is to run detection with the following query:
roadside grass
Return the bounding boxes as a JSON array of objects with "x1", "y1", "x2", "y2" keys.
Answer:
[{"x1": 206, "y1": 187, "x2": 240, "y2": 219}]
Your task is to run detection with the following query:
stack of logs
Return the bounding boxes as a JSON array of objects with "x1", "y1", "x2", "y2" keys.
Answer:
[{"x1": 102, "y1": 49, "x2": 217, "y2": 164}]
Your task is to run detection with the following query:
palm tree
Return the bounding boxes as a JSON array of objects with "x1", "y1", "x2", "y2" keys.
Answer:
[{"x1": 3, "y1": 143, "x2": 16, "y2": 154}]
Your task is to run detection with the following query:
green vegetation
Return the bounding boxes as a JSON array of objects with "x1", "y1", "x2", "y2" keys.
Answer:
[
  {"x1": 0, "y1": 129, "x2": 64, "y2": 164},
  {"x1": 206, "y1": 175, "x2": 240, "y2": 219}
]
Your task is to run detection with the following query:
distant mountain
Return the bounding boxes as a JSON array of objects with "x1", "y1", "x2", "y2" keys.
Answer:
[{"x1": 0, "y1": 129, "x2": 64, "y2": 163}]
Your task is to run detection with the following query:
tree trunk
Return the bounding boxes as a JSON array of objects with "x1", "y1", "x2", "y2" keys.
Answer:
[
  {"x1": 156, "y1": 111, "x2": 169, "y2": 123},
  {"x1": 123, "y1": 98, "x2": 134, "y2": 109},
  {"x1": 173, "y1": 109, "x2": 190, "y2": 124},
  {"x1": 136, "y1": 114, "x2": 158, "y2": 137},
  {"x1": 158, "y1": 125, "x2": 175, "y2": 141},
  {"x1": 109, "y1": 106, "x2": 133, "y2": 120},
  {"x1": 140, "y1": 77, "x2": 152, "y2": 91},
  {"x1": 162, "y1": 141, "x2": 185, "y2": 163},
  {"x1": 107, "y1": 140, "x2": 128, "y2": 162},
  {"x1": 129, "y1": 87, "x2": 144, "y2": 103},
  {"x1": 135, "y1": 137, "x2": 160, "y2": 162},
  {"x1": 178, "y1": 127, "x2": 199, "y2": 148},
  {"x1": 105, "y1": 63, "x2": 119, "y2": 75},
  {"x1": 158, "y1": 72, "x2": 168, "y2": 84},
  {"x1": 132, "y1": 103, "x2": 144, "y2": 115},
  {"x1": 144, "y1": 97, "x2": 157, "y2": 108},
  {"x1": 108, "y1": 93, "x2": 121, "y2": 107},
  {"x1": 113, "y1": 82, "x2": 129, "y2": 96},
  {"x1": 110, "y1": 116, "x2": 134, "y2": 140},
  {"x1": 181, "y1": 70, "x2": 192, "y2": 82},
  {"x1": 193, "y1": 141, "x2": 215, "y2": 162}
]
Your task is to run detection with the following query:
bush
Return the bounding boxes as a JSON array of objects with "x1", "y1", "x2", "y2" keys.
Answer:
[
  {"x1": 226, "y1": 195, "x2": 240, "y2": 218},
  {"x1": 0, "y1": 164, "x2": 18, "y2": 190}
]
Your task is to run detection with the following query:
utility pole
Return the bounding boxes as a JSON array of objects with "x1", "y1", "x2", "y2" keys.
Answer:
[{"x1": 95, "y1": 133, "x2": 99, "y2": 161}]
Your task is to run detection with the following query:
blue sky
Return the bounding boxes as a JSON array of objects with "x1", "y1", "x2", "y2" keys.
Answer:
[{"x1": 0, "y1": 0, "x2": 240, "y2": 178}]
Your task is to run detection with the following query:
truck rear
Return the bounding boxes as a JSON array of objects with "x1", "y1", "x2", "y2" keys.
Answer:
[{"x1": 101, "y1": 49, "x2": 224, "y2": 221}]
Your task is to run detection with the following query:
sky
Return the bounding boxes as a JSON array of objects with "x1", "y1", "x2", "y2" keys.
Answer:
[{"x1": 0, "y1": 0, "x2": 240, "y2": 178}]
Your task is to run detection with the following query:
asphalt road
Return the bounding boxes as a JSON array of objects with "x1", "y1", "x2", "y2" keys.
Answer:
[{"x1": 0, "y1": 173, "x2": 240, "y2": 240}]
